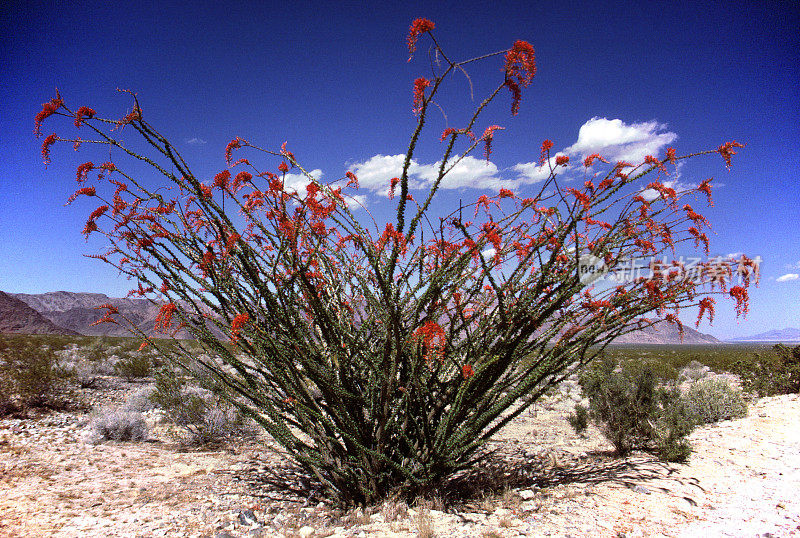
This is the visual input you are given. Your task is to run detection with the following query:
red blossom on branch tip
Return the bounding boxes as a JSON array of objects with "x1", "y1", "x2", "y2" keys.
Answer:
[
  {"x1": 504, "y1": 40, "x2": 536, "y2": 115},
  {"x1": 462, "y1": 364, "x2": 475, "y2": 380},
  {"x1": 697, "y1": 178, "x2": 713, "y2": 206},
  {"x1": 74, "y1": 106, "x2": 96, "y2": 128},
  {"x1": 232, "y1": 171, "x2": 252, "y2": 192},
  {"x1": 644, "y1": 155, "x2": 666, "y2": 173},
  {"x1": 278, "y1": 162, "x2": 289, "y2": 173},
  {"x1": 583, "y1": 153, "x2": 608, "y2": 167},
  {"x1": 115, "y1": 104, "x2": 141, "y2": 129},
  {"x1": 665, "y1": 147, "x2": 677, "y2": 164},
  {"x1": 412, "y1": 77, "x2": 431, "y2": 115},
  {"x1": 67, "y1": 186, "x2": 96, "y2": 204},
  {"x1": 414, "y1": 320, "x2": 446, "y2": 362},
  {"x1": 717, "y1": 140, "x2": 744, "y2": 169},
  {"x1": 231, "y1": 312, "x2": 250, "y2": 341},
  {"x1": 539, "y1": 139, "x2": 553, "y2": 165},
  {"x1": 480, "y1": 125, "x2": 504, "y2": 161},
  {"x1": 213, "y1": 170, "x2": 231, "y2": 190},
  {"x1": 407, "y1": 18, "x2": 435, "y2": 60},
  {"x1": 225, "y1": 137, "x2": 246, "y2": 165},
  {"x1": 729, "y1": 286, "x2": 749, "y2": 317},
  {"x1": 388, "y1": 177, "x2": 400, "y2": 199},
  {"x1": 696, "y1": 297, "x2": 715, "y2": 327},
  {"x1": 76, "y1": 162, "x2": 94, "y2": 183},
  {"x1": 155, "y1": 303, "x2": 178, "y2": 332},
  {"x1": 41, "y1": 133, "x2": 58, "y2": 165},
  {"x1": 34, "y1": 94, "x2": 63, "y2": 137},
  {"x1": 498, "y1": 188, "x2": 515, "y2": 199},
  {"x1": 345, "y1": 171, "x2": 358, "y2": 188},
  {"x1": 555, "y1": 155, "x2": 569, "y2": 166}
]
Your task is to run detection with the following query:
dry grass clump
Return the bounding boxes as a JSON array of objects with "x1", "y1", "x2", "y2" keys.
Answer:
[
  {"x1": 88, "y1": 407, "x2": 148, "y2": 442},
  {"x1": 683, "y1": 377, "x2": 747, "y2": 424}
]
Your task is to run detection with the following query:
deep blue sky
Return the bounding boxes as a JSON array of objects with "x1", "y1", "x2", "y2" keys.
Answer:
[{"x1": 1, "y1": 0, "x2": 798, "y2": 339}]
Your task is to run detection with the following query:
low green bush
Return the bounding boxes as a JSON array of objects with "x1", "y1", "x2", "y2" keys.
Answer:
[
  {"x1": 576, "y1": 355, "x2": 694, "y2": 461},
  {"x1": 113, "y1": 351, "x2": 153, "y2": 380},
  {"x1": 0, "y1": 335, "x2": 64, "y2": 409},
  {"x1": 567, "y1": 404, "x2": 589, "y2": 435},
  {"x1": 731, "y1": 344, "x2": 800, "y2": 396},
  {"x1": 151, "y1": 369, "x2": 246, "y2": 445}
]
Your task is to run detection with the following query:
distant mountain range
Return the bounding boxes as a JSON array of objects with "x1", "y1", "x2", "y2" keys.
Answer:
[
  {"x1": 2, "y1": 290, "x2": 726, "y2": 345},
  {"x1": 0, "y1": 291, "x2": 81, "y2": 335},
  {"x1": 9, "y1": 291, "x2": 171, "y2": 338},
  {"x1": 611, "y1": 321, "x2": 721, "y2": 344},
  {"x1": 728, "y1": 328, "x2": 800, "y2": 343}
]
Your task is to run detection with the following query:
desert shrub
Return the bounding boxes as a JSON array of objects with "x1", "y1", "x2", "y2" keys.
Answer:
[
  {"x1": 683, "y1": 377, "x2": 747, "y2": 424},
  {"x1": 113, "y1": 351, "x2": 153, "y2": 380},
  {"x1": 89, "y1": 407, "x2": 148, "y2": 442},
  {"x1": 39, "y1": 19, "x2": 752, "y2": 504},
  {"x1": 0, "y1": 335, "x2": 61, "y2": 408},
  {"x1": 732, "y1": 344, "x2": 800, "y2": 396},
  {"x1": 123, "y1": 385, "x2": 158, "y2": 412},
  {"x1": 577, "y1": 355, "x2": 694, "y2": 461},
  {"x1": 679, "y1": 360, "x2": 712, "y2": 383},
  {"x1": 567, "y1": 404, "x2": 589, "y2": 435},
  {"x1": 151, "y1": 369, "x2": 245, "y2": 445}
]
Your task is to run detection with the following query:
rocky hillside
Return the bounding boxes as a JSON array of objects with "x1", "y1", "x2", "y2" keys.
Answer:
[
  {"x1": 8, "y1": 291, "x2": 720, "y2": 344},
  {"x1": 612, "y1": 320, "x2": 720, "y2": 344},
  {"x1": 11, "y1": 291, "x2": 167, "y2": 337},
  {"x1": 0, "y1": 291, "x2": 80, "y2": 335}
]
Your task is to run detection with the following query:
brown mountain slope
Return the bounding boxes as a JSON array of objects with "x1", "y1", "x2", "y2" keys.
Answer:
[
  {"x1": 0, "y1": 291, "x2": 80, "y2": 335},
  {"x1": 612, "y1": 321, "x2": 720, "y2": 344},
  {"x1": 12, "y1": 291, "x2": 166, "y2": 337},
  {"x1": 11, "y1": 291, "x2": 210, "y2": 339}
]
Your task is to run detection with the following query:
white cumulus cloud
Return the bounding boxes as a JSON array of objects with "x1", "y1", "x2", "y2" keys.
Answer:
[
  {"x1": 776, "y1": 273, "x2": 799, "y2": 282},
  {"x1": 564, "y1": 117, "x2": 677, "y2": 164},
  {"x1": 281, "y1": 169, "x2": 324, "y2": 194},
  {"x1": 348, "y1": 154, "x2": 508, "y2": 193},
  {"x1": 512, "y1": 154, "x2": 570, "y2": 184}
]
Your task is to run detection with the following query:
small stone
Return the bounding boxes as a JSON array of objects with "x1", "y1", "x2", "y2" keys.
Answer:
[
  {"x1": 298, "y1": 526, "x2": 315, "y2": 537},
  {"x1": 519, "y1": 489, "x2": 537, "y2": 500},
  {"x1": 238, "y1": 509, "x2": 258, "y2": 525}
]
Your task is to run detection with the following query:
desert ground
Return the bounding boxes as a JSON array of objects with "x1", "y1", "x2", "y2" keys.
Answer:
[{"x1": 1, "y1": 349, "x2": 798, "y2": 538}]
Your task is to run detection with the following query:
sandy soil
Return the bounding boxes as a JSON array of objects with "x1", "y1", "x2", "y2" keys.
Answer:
[{"x1": 1, "y1": 376, "x2": 798, "y2": 537}]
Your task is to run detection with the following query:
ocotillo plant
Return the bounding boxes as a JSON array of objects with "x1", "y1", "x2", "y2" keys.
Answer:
[{"x1": 36, "y1": 18, "x2": 753, "y2": 504}]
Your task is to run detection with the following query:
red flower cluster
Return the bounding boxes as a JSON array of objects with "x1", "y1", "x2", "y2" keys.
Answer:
[
  {"x1": 583, "y1": 153, "x2": 608, "y2": 168},
  {"x1": 231, "y1": 312, "x2": 250, "y2": 341},
  {"x1": 697, "y1": 178, "x2": 713, "y2": 206},
  {"x1": 412, "y1": 77, "x2": 431, "y2": 115},
  {"x1": 225, "y1": 137, "x2": 247, "y2": 165},
  {"x1": 696, "y1": 297, "x2": 715, "y2": 327},
  {"x1": 414, "y1": 320, "x2": 446, "y2": 362},
  {"x1": 539, "y1": 139, "x2": 553, "y2": 165},
  {"x1": 155, "y1": 303, "x2": 178, "y2": 332},
  {"x1": 503, "y1": 40, "x2": 536, "y2": 115},
  {"x1": 462, "y1": 364, "x2": 475, "y2": 380},
  {"x1": 74, "y1": 106, "x2": 96, "y2": 128},
  {"x1": 407, "y1": 18, "x2": 435, "y2": 60},
  {"x1": 76, "y1": 162, "x2": 94, "y2": 183},
  {"x1": 717, "y1": 141, "x2": 744, "y2": 169},
  {"x1": 388, "y1": 177, "x2": 400, "y2": 199},
  {"x1": 41, "y1": 133, "x2": 58, "y2": 165},
  {"x1": 34, "y1": 94, "x2": 63, "y2": 137},
  {"x1": 480, "y1": 125, "x2": 504, "y2": 161}
]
